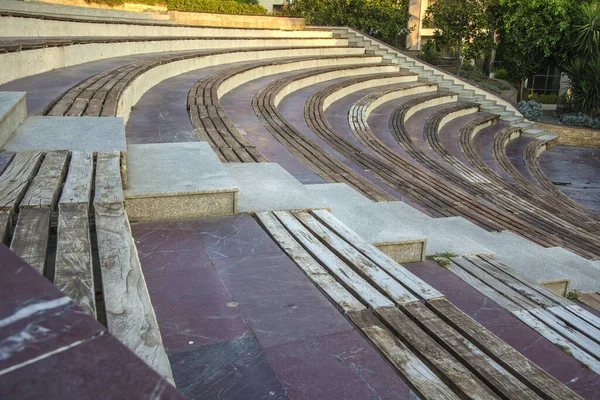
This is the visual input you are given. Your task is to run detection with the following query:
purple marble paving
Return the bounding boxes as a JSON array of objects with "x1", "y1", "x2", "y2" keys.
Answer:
[
  {"x1": 470, "y1": 122, "x2": 515, "y2": 179},
  {"x1": 539, "y1": 145, "x2": 600, "y2": 214},
  {"x1": 0, "y1": 244, "x2": 184, "y2": 399},
  {"x1": 404, "y1": 259, "x2": 600, "y2": 398},
  {"x1": 132, "y1": 213, "x2": 416, "y2": 399},
  {"x1": 505, "y1": 135, "x2": 537, "y2": 183},
  {"x1": 0, "y1": 52, "x2": 187, "y2": 115},
  {"x1": 126, "y1": 60, "x2": 255, "y2": 145}
]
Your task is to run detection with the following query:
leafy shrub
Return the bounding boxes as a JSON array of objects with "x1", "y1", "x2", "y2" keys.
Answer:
[
  {"x1": 418, "y1": 40, "x2": 440, "y2": 65},
  {"x1": 557, "y1": 112, "x2": 600, "y2": 129},
  {"x1": 166, "y1": 0, "x2": 268, "y2": 15},
  {"x1": 517, "y1": 100, "x2": 543, "y2": 121},
  {"x1": 460, "y1": 69, "x2": 512, "y2": 95},
  {"x1": 492, "y1": 68, "x2": 509, "y2": 81},
  {"x1": 528, "y1": 93, "x2": 558, "y2": 104}
]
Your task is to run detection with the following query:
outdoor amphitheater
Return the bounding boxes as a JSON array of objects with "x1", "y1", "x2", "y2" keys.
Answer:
[{"x1": 0, "y1": 1, "x2": 599, "y2": 398}]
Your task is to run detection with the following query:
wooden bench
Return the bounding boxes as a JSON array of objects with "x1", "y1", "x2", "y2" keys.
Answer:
[
  {"x1": 257, "y1": 209, "x2": 582, "y2": 399},
  {"x1": 384, "y1": 95, "x2": 600, "y2": 259},
  {"x1": 447, "y1": 254, "x2": 600, "y2": 375},
  {"x1": 459, "y1": 119, "x2": 600, "y2": 231},
  {"x1": 0, "y1": 150, "x2": 173, "y2": 384},
  {"x1": 186, "y1": 55, "x2": 383, "y2": 163},
  {"x1": 250, "y1": 65, "x2": 404, "y2": 202}
]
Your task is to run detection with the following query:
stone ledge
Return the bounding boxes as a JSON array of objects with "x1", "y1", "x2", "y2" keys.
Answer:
[{"x1": 0, "y1": 91, "x2": 26, "y2": 148}]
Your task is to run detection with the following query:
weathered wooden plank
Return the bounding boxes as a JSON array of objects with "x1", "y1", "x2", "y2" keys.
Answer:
[
  {"x1": 448, "y1": 258, "x2": 522, "y2": 313},
  {"x1": 465, "y1": 256, "x2": 555, "y2": 308},
  {"x1": 549, "y1": 305, "x2": 600, "y2": 344},
  {"x1": 95, "y1": 201, "x2": 173, "y2": 384},
  {"x1": 273, "y1": 211, "x2": 394, "y2": 309},
  {"x1": 0, "y1": 151, "x2": 43, "y2": 211},
  {"x1": 10, "y1": 207, "x2": 51, "y2": 274},
  {"x1": 516, "y1": 309, "x2": 600, "y2": 374},
  {"x1": 452, "y1": 256, "x2": 538, "y2": 310},
  {"x1": 54, "y1": 203, "x2": 95, "y2": 317},
  {"x1": 294, "y1": 211, "x2": 418, "y2": 305},
  {"x1": 528, "y1": 307, "x2": 600, "y2": 359},
  {"x1": 0, "y1": 210, "x2": 11, "y2": 245},
  {"x1": 375, "y1": 306, "x2": 501, "y2": 399},
  {"x1": 94, "y1": 151, "x2": 123, "y2": 204},
  {"x1": 429, "y1": 299, "x2": 584, "y2": 399},
  {"x1": 403, "y1": 301, "x2": 540, "y2": 399},
  {"x1": 255, "y1": 211, "x2": 365, "y2": 313},
  {"x1": 480, "y1": 255, "x2": 600, "y2": 330},
  {"x1": 311, "y1": 209, "x2": 443, "y2": 301},
  {"x1": 60, "y1": 151, "x2": 93, "y2": 205},
  {"x1": 20, "y1": 151, "x2": 69, "y2": 209},
  {"x1": 347, "y1": 308, "x2": 460, "y2": 400}
]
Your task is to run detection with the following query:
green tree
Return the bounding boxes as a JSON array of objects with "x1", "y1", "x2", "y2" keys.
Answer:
[
  {"x1": 498, "y1": 0, "x2": 572, "y2": 101},
  {"x1": 424, "y1": 0, "x2": 491, "y2": 77},
  {"x1": 285, "y1": 0, "x2": 412, "y2": 47},
  {"x1": 562, "y1": 1, "x2": 600, "y2": 116}
]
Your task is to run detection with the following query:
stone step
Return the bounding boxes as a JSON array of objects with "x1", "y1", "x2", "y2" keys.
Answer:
[
  {"x1": 522, "y1": 128, "x2": 547, "y2": 137},
  {"x1": 0, "y1": 91, "x2": 26, "y2": 148},
  {"x1": 225, "y1": 163, "x2": 329, "y2": 214},
  {"x1": 306, "y1": 183, "x2": 489, "y2": 261},
  {"x1": 0, "y1": 0, "x2": 170, "y2": 23},
  {"x1": 5, "y1": 115, "x2": 125, "y2": 153},
  {"x1": 433, "y1": 217, "x2": 600, "y2": 292},
  {"x1": 124, "y1": 142, "x2": 238, "y2": 222}
]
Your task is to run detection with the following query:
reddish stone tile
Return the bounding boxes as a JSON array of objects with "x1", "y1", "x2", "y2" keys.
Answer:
[
  {"x1": 168, "y1": 337, "x2": 287, "y2": 400},
  {"x1": 212, "y1": 253, "x2": 354, "y2": 348},
  {"x1": 264, "y1": 330, "x2": 414, "y2": 400},
  {"x1": 0, "y1": 333, "x2": 184, "y2": 400},
  {"x1": 0, "y1": 245, "x2": 104, "y2": 372}
]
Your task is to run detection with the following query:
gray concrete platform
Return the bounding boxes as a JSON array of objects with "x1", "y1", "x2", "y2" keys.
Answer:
[
  {"x1": 306, "y1": 183, "x2": 428, "y2": 263},
  {"x1": 225, "y1": 163, "x2": 329, "y2": 213},
  {"x1": 435, "y1": 217, "x2": 600, "y2": 292},
  {"x1": 0, "y1": 91, "x2": 26, "y2": 147},
  {"x1": 125, "y1": 142, "x2": 238, "y2": 221},
  {"x1": 5, "y1": 116, "x2": 126, "y2": 152}
]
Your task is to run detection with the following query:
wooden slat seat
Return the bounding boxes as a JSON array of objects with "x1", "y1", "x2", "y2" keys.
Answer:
[
  {"x1": 187, "y1": 54, "x2": 384, "y2": 163},
  {"x1": 459, "y1": 119, "x2": 600, "y2": 229},
  {"x1": 249, "y1": 65, "x2": 407, "y2": 202},
  {"x1": 0, "y1": 150, "x2": 173, "y2": 383},
  {"x1": 381, "y1": 94, "x2": 600, "y2": 259},
  {"x1": 447, "y1": 255, "x2": 600, "y2": 375},
  {"x1": 257, "y1": 210, "x2": 582, "y2": 399}
]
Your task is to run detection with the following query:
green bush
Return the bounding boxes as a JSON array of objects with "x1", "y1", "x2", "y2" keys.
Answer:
[
  {"x1": 528, "y1": 93, "x2": 558, "y2": 104},
  {"x1": 558, "y1": 112, "x2": 600, "y2": 129},
  {"x1": 167, "y1": 0, "x2": 268, "y2": 15},
  {"x1": 459, "y1": 68, "x2": 512, "y2": 95},
  {"x1": 492, "y1": 68, "x2": 510, "y2": 81},
  {"x1": 418, "y1": 40, "x2": 440, "y2": 65},
  {"x1": 517, "y1": 100, "x2": 543, "y2": 121}
]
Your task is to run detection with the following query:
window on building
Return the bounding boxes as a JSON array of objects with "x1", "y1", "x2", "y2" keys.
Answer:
[{"x1": 527, "y1": 65, "x2": 561, "y2": 95}]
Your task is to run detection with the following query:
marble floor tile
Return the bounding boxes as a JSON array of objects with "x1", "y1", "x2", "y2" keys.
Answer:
[
  {"x1": 168, "y1": 337, "x2": 287, "y2": 400},
  {"x1": 264, "y1": 330, "x2": 415, "y2": 400}
]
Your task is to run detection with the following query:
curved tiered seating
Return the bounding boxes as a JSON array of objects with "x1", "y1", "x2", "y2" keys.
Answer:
[
  {"x1": 2, "y1": 8, "x2": 599, "y2": 397},
  {"x1": 0, "y1": 35, "x2": 347, "y2": 85},
  {"x1": 43, "y1": 46, "x2": 364, "y2": 121},
  {"x1": 186, "y1": 54, "x2": 384, "y2": 163}
]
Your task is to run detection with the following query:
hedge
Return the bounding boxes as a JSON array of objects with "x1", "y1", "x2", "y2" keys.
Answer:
[{"x1": 166, "y1": 0, "x2": 268, "y2": 15}]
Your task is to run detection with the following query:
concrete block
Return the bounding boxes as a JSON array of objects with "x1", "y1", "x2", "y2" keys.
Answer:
[
  {"x1": 125, "y1": 142, "x2": 238, "y2": 221},
  {"x1": 541, "y1": 278, "x2": 571, "y2": 297},
  {"x1": 0, "y1": 92, "x2": 26, "y2": 148},
  {"x1": 5, "y1": 116, "x2": 125, "y2": 152},
  {"x1": 225, "y1": 163, "x2": 329, "y2": 213}
]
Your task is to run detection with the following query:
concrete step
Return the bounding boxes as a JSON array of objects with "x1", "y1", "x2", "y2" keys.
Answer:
[
  {"x1": 124, "y1": 142, "x2": 238, "y2": 222},
  {"x1": 522, "y1": 128, "x2": 547, "y2": 137},
  {"x1": 305, "y1": 183, "x2": 428, "y2": 263},
  {"x1": 512, "y1": 121, "x2": 535, "y2": 131},
  {"x1": 433, "y1": 217, "x2": 600, "y2": 292},
  {"x1": 306, "y1": 183, "x2": 491, "y2": 261},
  {"x1": 225, "y1": 163, "x2": 329, "y2": 213},
  {"x1": 480, "y1": 105, "x2": 506, "y2": 113},
  {"x1": 0, "y1": 0, "x2": 170, "y2": 23},
  {"x1": 5, "y1": 115, "x2": 125, "y2": 153},
  {"x1": 0, "y1": 91, "x2": 27, "y2": 148},
  {"x1": 500, "y1": 115, "x2": 523, "y2": 124}
]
